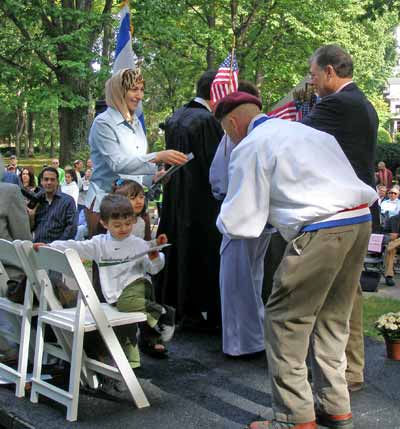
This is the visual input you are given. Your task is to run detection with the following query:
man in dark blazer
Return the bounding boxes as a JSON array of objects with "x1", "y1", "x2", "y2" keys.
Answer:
[{"x1": 302, "y1": 44, "x2": 378, "y2": 396}]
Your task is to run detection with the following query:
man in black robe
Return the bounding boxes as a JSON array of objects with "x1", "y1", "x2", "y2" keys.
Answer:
[{"x1": 156, "y1": 70, "x2": 224, "y2": 330}]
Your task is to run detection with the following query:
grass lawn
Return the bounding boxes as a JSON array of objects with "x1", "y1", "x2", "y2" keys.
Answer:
[
  {"x1": 17, "y1": 156, "x2": 53, "y2": 175},
  {"x1": 363, "y1": 295, "x2": 400, "y2": 340}
]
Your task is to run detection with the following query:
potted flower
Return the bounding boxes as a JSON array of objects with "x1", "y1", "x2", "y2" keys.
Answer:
[{"x1": 375, "y1": 312, "x2": 400, "y2": 360}]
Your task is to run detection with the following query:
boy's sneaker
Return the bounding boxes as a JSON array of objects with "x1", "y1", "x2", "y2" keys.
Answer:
[{"x1": 157, "y1": 305, "x2": 176, "y2": 342}]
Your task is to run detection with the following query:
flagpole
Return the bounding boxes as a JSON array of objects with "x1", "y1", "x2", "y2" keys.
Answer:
[{"x1": 228, "y1": 35, "x2": 236, "y2": 93}]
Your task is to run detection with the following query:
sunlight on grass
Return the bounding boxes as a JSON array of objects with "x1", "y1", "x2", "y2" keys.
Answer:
[{"x1": 363, "y1": 296, "x2": 400, "y2": 340}]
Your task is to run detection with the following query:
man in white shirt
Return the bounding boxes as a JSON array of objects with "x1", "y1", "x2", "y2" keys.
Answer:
[{"x1": 214, "y1": 92, "x2": 376, "y2": 429}]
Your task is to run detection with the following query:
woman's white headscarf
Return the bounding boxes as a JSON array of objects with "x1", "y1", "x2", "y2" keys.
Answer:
[{"x1": 105, "y1": 68, "x2": 144, "y2": 123}]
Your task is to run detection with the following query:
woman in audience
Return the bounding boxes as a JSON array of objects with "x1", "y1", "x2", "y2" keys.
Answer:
[
  {"x1": 61, "y1": 169, "x2": 79, "y2": 208},
  {"x1": 20, "y1": 166, "x2": 38, "y2": 192},
  {"x1": 77, "y1": 168, "x2": 92, "y2": 215}
]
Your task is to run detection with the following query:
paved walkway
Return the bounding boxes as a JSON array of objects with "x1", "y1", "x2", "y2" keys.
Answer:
[
  {"x1": 0, "y1": 326, "x2": 399, "y2": 429},
  {"x1": 0, "y1": 267, "x2": 399, "y2": 429}
]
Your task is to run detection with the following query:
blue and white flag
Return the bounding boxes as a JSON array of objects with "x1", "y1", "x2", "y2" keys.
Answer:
[{"x1": 113, "y1": 3, "x2": 146, "y2": 132}]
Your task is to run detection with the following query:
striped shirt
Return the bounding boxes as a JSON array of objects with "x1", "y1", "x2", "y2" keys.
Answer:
[{"x1": 33, "y1": 191, "x2": 78, "y2": 243}]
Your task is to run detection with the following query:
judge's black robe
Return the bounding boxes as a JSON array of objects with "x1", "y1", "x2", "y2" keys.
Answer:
[{"x1": 156, "y1": 100, "x2": 224, "y2": 325}]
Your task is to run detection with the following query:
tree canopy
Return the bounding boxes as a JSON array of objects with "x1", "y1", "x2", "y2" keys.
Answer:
[{"x1": 0, "y1": 0, "x2": 398, "y2": 162}]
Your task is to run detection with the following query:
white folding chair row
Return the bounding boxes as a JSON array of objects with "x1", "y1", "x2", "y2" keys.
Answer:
[
  {"x1": 0, "y1": 239, "x2": 36, "y2": 398},
  {"x1": 22, "y1": 243, "x2": 149, "y2": 422}
]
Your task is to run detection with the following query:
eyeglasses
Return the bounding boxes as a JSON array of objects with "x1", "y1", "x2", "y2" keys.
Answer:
[{"x1": 389, "y1": 192, "x2": 399, "y2": 195}]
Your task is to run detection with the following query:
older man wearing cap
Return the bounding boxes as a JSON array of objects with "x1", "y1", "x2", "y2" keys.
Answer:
[{"x1": 215, "y1": 92, "x2": 377, "y2": 429}]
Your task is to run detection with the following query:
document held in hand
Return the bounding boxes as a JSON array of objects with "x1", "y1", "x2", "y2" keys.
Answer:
[
  {"x1": 131, "y1": 243, "x2": 172, "y2": 262},
  {"x1": 152, "y1": 152, "x2": 195, "y2": 185}
]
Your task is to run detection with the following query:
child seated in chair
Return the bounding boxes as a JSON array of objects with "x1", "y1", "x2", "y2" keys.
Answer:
[
  {"x1": 113, "y1": 178, "x2": 168, "y2": 358},
  {"x1": 33, "y1": 193, "x2": 175, "y2": 370}
]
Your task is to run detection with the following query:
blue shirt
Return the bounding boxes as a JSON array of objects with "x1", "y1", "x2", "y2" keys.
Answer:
[
  {"x1": 2, "y1": 171, "x2": 19, "y2": 185},
  {"x1": 33, "y1": 191, "x2": 78, "y2": 243},
  {"x1": 87, "y1": 108, "x2": 157, "y2": 211}
]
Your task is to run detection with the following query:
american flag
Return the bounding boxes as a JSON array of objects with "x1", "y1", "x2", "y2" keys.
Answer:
[
  {"x1": 268, "y1": 100, "x2": 301, "y2": 121},
  {"x1": 211, "y1": 53, "x2": 239, "y2": 103}
]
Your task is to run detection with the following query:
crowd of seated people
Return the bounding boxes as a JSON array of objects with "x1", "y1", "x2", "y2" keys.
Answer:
[
  {"x1": 2, "y1": 157, "x2": 93, "y2": 241},
  {"x1": 375, "y1": 165, "x2": 400, "y2": 287}
]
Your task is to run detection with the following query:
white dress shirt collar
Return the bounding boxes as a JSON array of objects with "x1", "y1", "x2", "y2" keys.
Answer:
[{"x1": 194, "y1": 97, "x2": 212, "y2": 112}]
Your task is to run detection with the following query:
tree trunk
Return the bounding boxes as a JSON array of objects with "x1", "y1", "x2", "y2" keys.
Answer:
[
  {"x1": 15, "y1": 107, "x2": 26, "y2": 158},
  {"x1": 27, "y1": 111, "x2": 35, "y2": 157},
  {"x1": 58, "y1": 105, "x2": 89, "y2": 166},
  {"x1": 57, "y1": 72, "x2": 90, "y2": 165},
  {"x1": 205, "y1": 1, "x2": 216, "y2": 69}
]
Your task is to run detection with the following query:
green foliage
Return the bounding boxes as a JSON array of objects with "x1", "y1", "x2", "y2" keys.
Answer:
[
  {"x1": 0, "y1": 0, "x2": 398, "y2": 160},
  {"x1": 364, "y1": 296, "x2": 400, "y2": 340},
  {"x1": 378, "y1": 127, "x2": 393, "y2": 144},
  {"x1": 376, "y1": 142, "x2": 400, "y2": 170}
]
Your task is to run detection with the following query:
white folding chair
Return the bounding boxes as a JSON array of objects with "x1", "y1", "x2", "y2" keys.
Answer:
[
  {"x1": 26, "y1": 244, "x2": 149, "y2": 421},
  {"x1": 0, "y1": 239, "x2": 36, "y2": 397}
]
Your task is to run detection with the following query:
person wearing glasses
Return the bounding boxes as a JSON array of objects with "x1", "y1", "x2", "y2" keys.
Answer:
[
  {"x1": 381, "y1": 187, "x2": 400, "y2": 219},
  {"x1": 301, "y1": 44, "x2": 379, "y2": 394}
]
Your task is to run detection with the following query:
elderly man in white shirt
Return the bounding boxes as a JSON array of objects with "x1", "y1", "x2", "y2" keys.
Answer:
[{"x1": 214, "y1": 92, "x2": 377, "y2": 429}]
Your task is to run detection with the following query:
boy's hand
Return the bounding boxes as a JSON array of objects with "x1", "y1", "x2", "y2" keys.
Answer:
[
  {"x1": 156, "y1": 234, "x2": 168, "y2": 246},
  {"x1": 33, "y1": 243, "x2": 46, "y2": 252}
]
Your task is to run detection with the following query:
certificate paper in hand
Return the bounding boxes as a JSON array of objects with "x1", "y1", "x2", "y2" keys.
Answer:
[
  {"x1": 112, "y1": 243, "x2": 172, "y2": 279},
  {"x1": 153, "y1": 152, "x2": 194, "y2": 185},
  {"x1": 131, "y1": 243, "x2": 172, "y2": 262}
]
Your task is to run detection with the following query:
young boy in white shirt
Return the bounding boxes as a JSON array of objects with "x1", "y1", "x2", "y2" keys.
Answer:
[{"x1": 34, "y1": 193, "x2": 175, "y2": 370}]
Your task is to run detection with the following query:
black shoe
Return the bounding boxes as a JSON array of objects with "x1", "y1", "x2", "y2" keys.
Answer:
[{"x1": 385, "y1": 276, "x2": 396, "y2": 286}]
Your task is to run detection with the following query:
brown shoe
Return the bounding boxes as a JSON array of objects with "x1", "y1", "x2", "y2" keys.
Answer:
[
  {"x1": 316, "y1": 411, "x2": 353, "y2": 428},
  {"x1": 347, "y1": 381, "x2": 364, "y2": 393},
  {"x1": 247, "y1": 420, "x2": 317, "y2": 429}
]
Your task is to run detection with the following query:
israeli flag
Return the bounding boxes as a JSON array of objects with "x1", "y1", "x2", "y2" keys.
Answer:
[{"x1": 113, "y1": 4, "x2": 146, "y2": 133}]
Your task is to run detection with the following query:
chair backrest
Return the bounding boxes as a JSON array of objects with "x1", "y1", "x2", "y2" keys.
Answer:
[
  {"x1": 35, "y1": 247, "x2": 114, "y2": 334},
  {"x1": 33, "y1": 246, "x2": 75, "y2": 279},
  {"x1": 0, "y1": 239, "x2": 24, "y2": 270},
  {"x1": 35, "y1": 246, "x2": 102, "y2": 309},
  {"x1": 16, "y1": 241, "x2": 63, "y2": 311}
]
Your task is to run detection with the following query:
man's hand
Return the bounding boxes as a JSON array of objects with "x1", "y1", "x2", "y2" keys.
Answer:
[
  {"x1": 33, "y1": 243, "x2": 46, "y2": 252},
  {"x1": 153, "y1": 150, "x2": 188, "y2": 165}
]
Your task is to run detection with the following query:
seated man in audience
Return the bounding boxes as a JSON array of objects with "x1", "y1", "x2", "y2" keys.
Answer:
[
  {"x1": 377, "y1": 184, "x2": 388, "y2": 206},
  {"x1": 29, "y1": 167, "x2": 77, "y2": 243},
  {"x1": 51, "y1": 158, "x2": 65, "y2": 185},
  {"x1": 380, "y1": 186, "x2": 400, "y2": 218},
  {"x1": 384, "y1": 212, "x2": 400, "y2": 286},
  {"x1": 34, "y1": 194, "x2": 175, "y2": 371}
]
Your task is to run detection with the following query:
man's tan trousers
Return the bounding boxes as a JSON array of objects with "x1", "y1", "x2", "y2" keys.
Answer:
[{"x1": 265, "y1": 222, "x2": 371, "y2": 423}]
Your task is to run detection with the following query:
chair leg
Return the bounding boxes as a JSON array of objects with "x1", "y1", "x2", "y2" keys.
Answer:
[
  {"x1": 66, "y1": 298, "x2": 85, "y2": 422},
  {"x1": 30, "y1": 316, "x2": 45, "y2": 404},
  {"x1": 15, "y1": 310, "x2": 32, "y2": 398},
  {"x1": 31, "y1": 280, "x2": 49, "y2": 404}
]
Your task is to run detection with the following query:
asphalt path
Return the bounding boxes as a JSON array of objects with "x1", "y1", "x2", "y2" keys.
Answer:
[{"x1": 0, "y1": 333, "x2": 399, "y2": 429}]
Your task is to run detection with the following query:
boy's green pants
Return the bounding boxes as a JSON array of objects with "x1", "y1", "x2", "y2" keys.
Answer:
[{"x1": 115, "y1": 278, "x2": 164, "y2": 368}]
